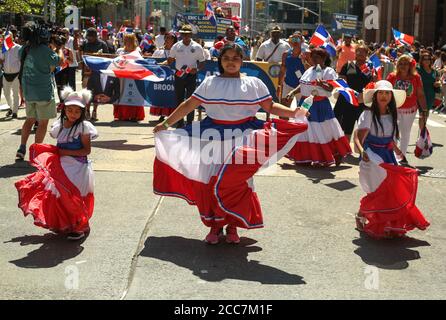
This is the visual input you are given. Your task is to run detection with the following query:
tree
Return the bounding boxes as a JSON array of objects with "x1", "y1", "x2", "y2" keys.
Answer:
[{"x1": 0, "y1": 0, "x2": 44, "y2": 14}]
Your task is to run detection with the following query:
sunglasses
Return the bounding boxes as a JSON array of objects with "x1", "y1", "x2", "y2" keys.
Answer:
[{"x1": 291, "y1": 38, "x2": 301, "y2": 43}]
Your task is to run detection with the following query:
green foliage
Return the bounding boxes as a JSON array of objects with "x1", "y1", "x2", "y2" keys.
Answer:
[{"x1": 0, "y1": 0, "x2": 44, "y2": 14}]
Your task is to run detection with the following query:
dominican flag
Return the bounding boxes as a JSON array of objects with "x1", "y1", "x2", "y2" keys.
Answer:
[
  {"x1": 83, "y1": 50, "x2": 170, "y2": 82},
  {"x1": 414, "y1": 128, "x2": 433, "y2": 159},
  {"x1": 91, "y1": 16, "x2": 96, "y2": 26},
  {"x1": 369, "y1": 53, "x2": 384, "y2": 80},
  {"x1": 327, "y1": 79, "x2": 359, "y2": 106},
  {"x1": 2, "y1": 31, "x2": 14, "y2": 53},
  {"x1": 205, "y1": 2, "x2": 217, "y2": 27},
  {"x1": 392, "y1": 28, "x2": 414, "y2": 47},
  {"x1": 175, "y1": 65, "x2": 192, "y2": 78},
  {"x1": 310, "y1": 25, "x2": 337, "y2": 57},
  {"x1": 140, "y1": 33, "x2": 154, "y2": 50},
  {"x1": 106, "y1": 21, "x2": 113, "y2": 29}
]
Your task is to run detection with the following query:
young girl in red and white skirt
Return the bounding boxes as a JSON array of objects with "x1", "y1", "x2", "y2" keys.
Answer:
[
  {"x1": 153, "y1": 44, "x2": 309, "y2": 245},
  {"x1": 15, "y1": 87, "x2": 98, "y2": 241},
  {"x1": 354, "y1": 80, "x2": 430, "y2": 239}
]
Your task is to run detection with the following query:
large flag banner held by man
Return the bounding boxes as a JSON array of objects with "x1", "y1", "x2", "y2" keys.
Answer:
[
  {"x1": 310, "y1": 25, "x2": 337, "y2": 57},
  {"x1": 83, "y1": 50, "x2": 169, "y2": 82}
]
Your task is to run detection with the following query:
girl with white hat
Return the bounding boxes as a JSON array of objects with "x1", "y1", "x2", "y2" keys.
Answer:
[
  {"x1": 15, "y1": 87, "x2": 98, "y2": 241},
  {"x1": 353, "y1": 80, "x2": 430, "y2": 239}
]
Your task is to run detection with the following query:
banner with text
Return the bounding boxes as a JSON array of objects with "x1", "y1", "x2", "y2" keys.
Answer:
[{"x1": 116, "y1": 59, "x2": 280, "y2": 109}]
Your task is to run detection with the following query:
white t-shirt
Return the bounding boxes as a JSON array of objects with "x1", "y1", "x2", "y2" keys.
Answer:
[
  {"x1": 256, "y1": 39, "x2": 291, "y2": 63},
  {"x1": 155, "y1": 34, "x2": 165, "y2": 49},
  {"x1": 191, "y1": 75, "x2": 272, "y2": 121},
  {"x1": 299, "y1": 66, "x2": 338, "y2": 97},
  {"x1": 169, "y1": 40, "x2": 206, "y2": 71},
  {"x1": 0, "y1": 44, "x2": 21, "y2": 74},
  {"x1": 65, "y1": 36, "x2": 78, "y2": 67},
  {"x1": 152, "y1": 49, "x2": 170, "y2": 59},
  {"x1": 358, "y1": 110, "x2": 396, "y2": 138}
]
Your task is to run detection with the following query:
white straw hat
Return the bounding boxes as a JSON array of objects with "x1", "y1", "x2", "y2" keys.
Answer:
[{"x1": 363, "y1": 80, "x2": 406, "y2": 108}]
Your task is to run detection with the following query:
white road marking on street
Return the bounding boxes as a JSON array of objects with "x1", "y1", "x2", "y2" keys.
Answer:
[
  {"x1": 426, "y1": 119, "x2": 445, "y2": 128},
  {"x1": 75, "y1": 261, "x2": 87, "y2": 265}
]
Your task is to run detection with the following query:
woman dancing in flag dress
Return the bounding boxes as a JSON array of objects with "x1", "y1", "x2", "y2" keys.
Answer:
[
  {"x1": 354, "y1": 80, "x2": 430, "y2": 239},
  {"x1": 286, "y1": 47, "x2": 352, "y2": 166},
  {"x1": 153, "y1": 44, "x2": 309, "y2": 244}
]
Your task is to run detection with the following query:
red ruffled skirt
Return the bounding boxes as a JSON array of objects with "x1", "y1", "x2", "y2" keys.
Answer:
[
  {"x1": 15, "y1": 144, "x2": 94, "y2": 233},
  {"x1": 359, "y1": 163, "x2": 430, "y2": 239},
  {"x1": 113, "y1": 105, "x2": 145, "y2": 121}
]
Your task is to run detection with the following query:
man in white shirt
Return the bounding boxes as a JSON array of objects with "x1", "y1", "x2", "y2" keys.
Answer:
[
  {"x1": 155, "y1": 27, "x2": 166, "y2": 49},
  {"x1": 167, "y1": 24, "x2": 206, "y2": 127},
  {"x1": 256, "y1": 26, "x2": 291, "y2": 64},
  {"x1": 0, "y1": 40, "x2": 22, "y2": 118}
]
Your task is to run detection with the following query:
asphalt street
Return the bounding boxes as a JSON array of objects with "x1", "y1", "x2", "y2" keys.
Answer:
[{"x1": 1, "y1": 72, "x2": 445, "y2": 300}]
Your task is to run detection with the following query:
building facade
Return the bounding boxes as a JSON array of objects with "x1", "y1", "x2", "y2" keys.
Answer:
[{"x1": 363, "y1": 0, "x2": 446, "y2": 48}]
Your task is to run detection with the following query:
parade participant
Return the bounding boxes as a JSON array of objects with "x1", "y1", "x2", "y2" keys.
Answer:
[
  {"x1": 223, "y1": 26, "x2": 250, "y2": 60},
  {"x1": 0, "y1": 32, "x2": 22, "y2": 119},
  {"x1": 153, "y1": 44, "x2": 309, "y2": 245},
  {"x1": 387, "y1": 55, "x2": 428, "y2": 165},
  {"x1": 16, "y1": 21, "x2": 64, "y2": 160},
  {"x1": 79, "y1": 28, "x2": 109, "y2": 121},
  {"x1": 417, "y1": 52, "x2": 441, "y2": 117},
  {"x1": 155, "y1": 27, "x2": 166, "y2": 49},
  {"x1": 286, "y1": 47, "x2": 352, "y2": 166},
  {"x1": 167, "y1": 25, "x2": 206, "y2": 127},
  {"x1": 354, "y1": 80, "x2": 430, "y2": 239},
  {"x1": 150, "y1": 32, "x2": 178, "y2": 120},
  {"x1": 15, "y1": 87, "x2": 98, "y2": 241},
  {"x1": 53, "y1": 35, "x2": 74, "y2": 102},
  {"x1": 334, "y1": 44, "x2": 372, "y2": 142},
  {"x1": 256, "y1": 26, "x2": 291, "y2": 64},
  {"x1": 336, "y1": 33, "x2": 356, "y2": 73},
  {"x1": 61, "y1": 28, "x2": 79, "y2": 90},
  {"x1": 101, "y1": 29, "x2": 116, "y2": 54},
  {"x1": 113, "y1": 33, "x2": 145, "y2": 122},
  {"x1": 278, "y1": 31, "x2": 306, "y2": 111}
]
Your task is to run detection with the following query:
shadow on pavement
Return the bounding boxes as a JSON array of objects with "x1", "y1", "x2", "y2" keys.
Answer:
[
  {"x1": 279, "y1": 163, "x2": 352, "y2": 184},
  {"x1": 5, "y1": 233, "x2": 86, "y2": 268},
  {"x1": 0, "y1": 162, "x2": 36, "y2": 179},
  {"x1": 415, "y1": 166, "x2": 434, "y2": 175},
  {"x1": 352, "y1": 236, "x2": 431, "y2": 270},
  {"x1": 91, "y1": 140, "x2": 154, "y2": 151},
  {"x1": 140, "y1": 236, "x2": 306, "y2": 285}
]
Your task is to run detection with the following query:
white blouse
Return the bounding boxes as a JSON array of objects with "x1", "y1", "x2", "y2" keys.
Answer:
[
  {"x1": 299, "y1": 66, "x2": 338, "y2": 97},
  {"x1": 358, "y1": 110, "x2": 396, "y2": 138},
  {"x1": 192, "y1": 76, "x2": 272, "y2": 121}
]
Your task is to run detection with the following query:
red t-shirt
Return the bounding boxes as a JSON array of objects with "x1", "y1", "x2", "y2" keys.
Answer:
[{"x1": 387, "y1": 73, "x2": 423, "y2": 110}]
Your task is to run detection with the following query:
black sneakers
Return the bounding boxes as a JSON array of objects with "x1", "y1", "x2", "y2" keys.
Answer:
[
  {"x1": 16, "y1": 145, "x2": 26, "y2": 160},
  {"x1": 66, "y1": 232, "x2": 85, "y2": 241},
  {"x1": 5, "y1": 109, "x2": 13, "y2": 117}
]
